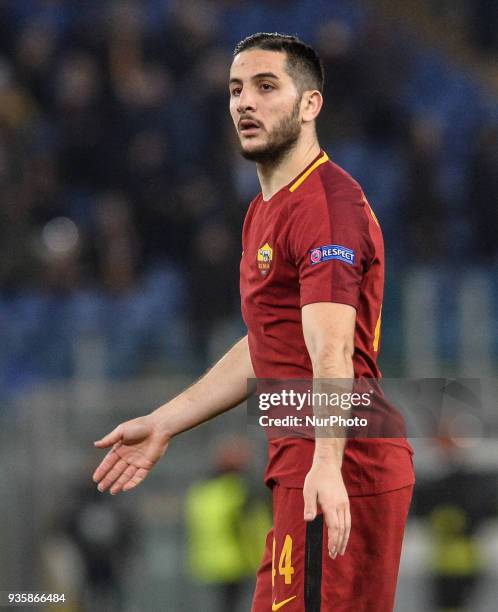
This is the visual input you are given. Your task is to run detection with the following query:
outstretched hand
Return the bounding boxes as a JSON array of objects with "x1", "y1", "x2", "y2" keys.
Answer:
[{"x1": 93, "y1": 415, "x2": 170, "y2": 495}]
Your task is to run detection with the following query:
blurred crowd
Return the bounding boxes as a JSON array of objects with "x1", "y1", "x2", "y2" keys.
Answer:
[
  {"x1": 426, "y1": 0, "x2": 498, "y2": 55},
  {"x1": 0, "y1": 0, "x2": 496, "y2": 390}
]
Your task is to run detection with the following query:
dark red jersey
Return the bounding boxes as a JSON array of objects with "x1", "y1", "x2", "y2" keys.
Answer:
[{"x1": 240, "y1": 151, "x2": 414, "y2": 495}]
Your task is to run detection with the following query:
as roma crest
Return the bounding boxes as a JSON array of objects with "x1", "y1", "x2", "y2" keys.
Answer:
[{"x1": 257, "y1": 242, "x2": 273, "y2": 276}]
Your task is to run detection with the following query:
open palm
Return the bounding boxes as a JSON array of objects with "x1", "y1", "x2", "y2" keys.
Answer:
[{"x1": 93, "y1": 415, "x2": 169, "y2": 495}]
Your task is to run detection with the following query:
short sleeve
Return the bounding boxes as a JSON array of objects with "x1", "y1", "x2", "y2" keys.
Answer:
[{"x1": 287, "y1": 189, "x2": 373, "y2": 309}]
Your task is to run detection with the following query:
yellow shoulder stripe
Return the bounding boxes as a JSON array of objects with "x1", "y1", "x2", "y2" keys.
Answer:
[
  {"x1": 363, "y1": 195, "x2": 380, "y2": 227},
  {"x1": 373, "y1": 304, "x2": 382, "y2": 352},
  {"x1": 289, "y1": 152, "x2": 329, "y2": 192}
]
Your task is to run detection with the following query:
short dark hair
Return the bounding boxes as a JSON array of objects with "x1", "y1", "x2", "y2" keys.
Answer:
[{"x1": 233, "y1": 32, "x2": 324, "y2": 94}]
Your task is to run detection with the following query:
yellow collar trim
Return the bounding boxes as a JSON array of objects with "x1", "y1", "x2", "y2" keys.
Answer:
[{"x1": 289, "y1": 152, "x2": 329, "y2": 193}]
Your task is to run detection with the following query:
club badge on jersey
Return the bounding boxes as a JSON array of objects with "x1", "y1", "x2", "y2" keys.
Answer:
[{"x1": 257, "y1": 242, "x2": 273, "y2": 276}]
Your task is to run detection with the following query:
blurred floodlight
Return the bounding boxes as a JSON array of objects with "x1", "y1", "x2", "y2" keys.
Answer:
[{"x1": 42, "y1": 217, "x2": 79, "y2": 254}]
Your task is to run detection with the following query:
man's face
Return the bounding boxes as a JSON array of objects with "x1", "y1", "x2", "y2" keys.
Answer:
[{"x1": 229, "y1": 49, "x2": 302, "y2": 164}]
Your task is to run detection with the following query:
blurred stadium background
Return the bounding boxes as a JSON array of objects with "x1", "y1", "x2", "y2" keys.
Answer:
[{"x1": 0, "y1": 0, "x2": 497, "y2": 610}]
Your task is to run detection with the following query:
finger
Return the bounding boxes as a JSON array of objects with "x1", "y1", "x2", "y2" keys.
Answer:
[
  {"x1": 122, "y1": 467, "x2": 149, "y2": 491},
  {"x1": 303, "y1": 485, "x2": 318, "y2": 521},
  {"x1": 334, "y1": 507, "x2": 346, "y2": 559},
  {"x1": 92, "y1": 447, "x2": 121, "y2": 483},
  {"x1": 324, "y1": 507, "x2": 341, "y2": 559},
  {"x1": 96, "y1": 458, "x2": 129, "y2": 492},
  {"x1": 94, "y1": 425, "x2": 123, "y2": 448},
  {"x1": 340, "y1": 505, "x2": 351, "y2": 556},
  {"x1": 110, "y1": 464, "x2": 137, "y2": 495}
]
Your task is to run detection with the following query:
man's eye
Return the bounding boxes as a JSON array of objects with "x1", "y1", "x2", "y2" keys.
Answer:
[
  {"x1": 231, "y1": 87, "x2": 242, "y2": 96},
  {"x1": 261, "y1": 83, "x2": 274, "y2": 91}
]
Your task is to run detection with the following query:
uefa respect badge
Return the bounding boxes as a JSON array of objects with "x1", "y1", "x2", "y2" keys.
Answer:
[{"x1": 309, "y1": 244, "x2": 355, "y2": 266}]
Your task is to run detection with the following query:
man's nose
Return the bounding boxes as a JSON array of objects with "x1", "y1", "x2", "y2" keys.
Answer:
[{"x1": 237, "y1": 89, "x2": 256, "y2": 113}]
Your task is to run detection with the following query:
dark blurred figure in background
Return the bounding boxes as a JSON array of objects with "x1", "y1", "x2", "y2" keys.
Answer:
[
  {"x1": 63, "y1": 481, "x2": 139, "y2": 612},
  {"x1": 414, "y1": 437, "x2": 498, "y2": 611},
  {"x1": 468, "y1": 123, "x2": 498, "y2": 263},
  {"x1": 92, "y1": 191, "x2": 140, "y2": 292},
  {"x1": 188, "y1": 218, "x2": 240, "y2": 367},
  {"x1": 54, "y1": 52, "x2": 107, "y2": 191},
  {"x1": 470, "y1": 0, "x2": 498, "y2": 55},
  {"x1": 403, "y1": 116, "x2": 447, "y2": 263}
]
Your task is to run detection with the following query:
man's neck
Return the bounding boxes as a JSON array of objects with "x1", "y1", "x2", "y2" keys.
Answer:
[{"x1": 257, "y1": 139, "x2": 321, "y2": 201}]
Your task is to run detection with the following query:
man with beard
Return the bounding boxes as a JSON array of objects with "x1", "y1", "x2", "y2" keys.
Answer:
[{"x1": 93, "y1": 33, "x2": 415, "y2": 611}]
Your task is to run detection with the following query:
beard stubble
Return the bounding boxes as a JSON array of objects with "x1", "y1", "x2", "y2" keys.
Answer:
[{"x1": 239, "y1": 98, "x2": 302, "y2": 167}]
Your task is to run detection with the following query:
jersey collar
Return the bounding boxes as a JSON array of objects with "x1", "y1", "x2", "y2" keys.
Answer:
[{"x1": 288, "y1": 150, "x2": 329, "y2": 193}]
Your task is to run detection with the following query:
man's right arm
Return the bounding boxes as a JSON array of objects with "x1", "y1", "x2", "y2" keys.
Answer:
[
  {"x1": 93, "y1": 335, "x2": 254, "y2": 494},
  {"x1": 151, "y1": 334, "x2": 254, "y2": 437}
]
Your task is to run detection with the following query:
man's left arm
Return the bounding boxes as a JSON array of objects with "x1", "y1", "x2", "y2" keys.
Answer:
[{"x1": 301, "y1": 301, "x2": 355, "y2": 559}]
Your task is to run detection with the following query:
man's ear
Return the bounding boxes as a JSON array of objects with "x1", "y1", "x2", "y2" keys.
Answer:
[{"x1": 301, "y1": 90, "x2": 323, "y2": 123}]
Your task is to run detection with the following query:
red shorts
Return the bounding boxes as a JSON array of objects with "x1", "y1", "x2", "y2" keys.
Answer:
[{"x1": 251, "y1": 484, "x2": 413, "y2": 612}]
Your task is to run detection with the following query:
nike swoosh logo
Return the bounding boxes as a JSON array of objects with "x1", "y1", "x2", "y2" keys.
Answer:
[{"x1": 272, "y1": 595, "x2": 297, "y2": 610}]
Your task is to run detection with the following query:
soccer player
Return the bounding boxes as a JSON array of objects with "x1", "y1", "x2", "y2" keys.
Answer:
[{"x1": 93, "y1": 33, "x2": 415, "y2": 611}]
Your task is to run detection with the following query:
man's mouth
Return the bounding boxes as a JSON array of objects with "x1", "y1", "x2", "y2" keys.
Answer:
[{"x1": 239, "y1": 119, "x2": 261, "y2": 136}]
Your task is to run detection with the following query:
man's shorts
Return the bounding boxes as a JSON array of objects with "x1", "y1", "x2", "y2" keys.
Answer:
[{"x1": 251, "y1": 483, "x2": 413, "y2": 612}]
